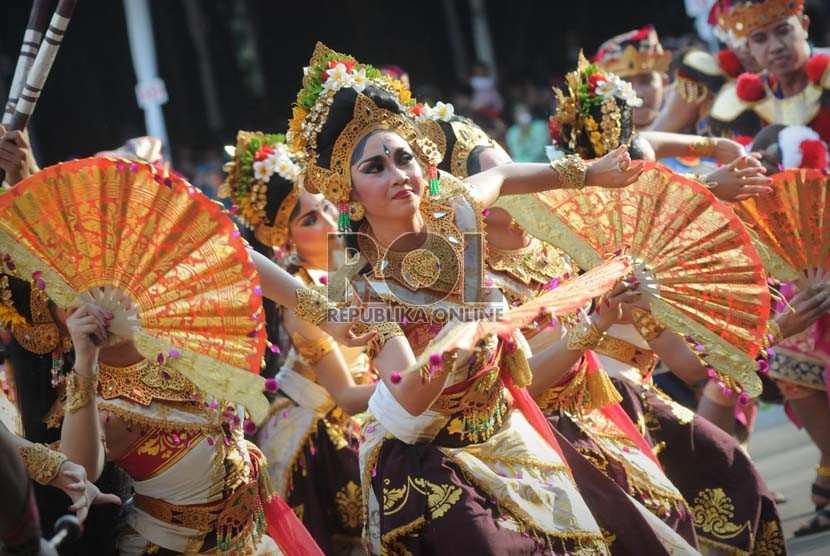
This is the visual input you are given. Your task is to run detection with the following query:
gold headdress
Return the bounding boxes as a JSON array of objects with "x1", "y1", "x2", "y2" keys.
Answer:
[
  {"x1": 711, "y1": 0, "x2": 804, "y2": 46},
  {"x1": 417, "y1": 114, "x2": 495, "y2": 179},
  {"x1": 220, "y1": 131, "x2": 303, "y2": 247},
  {"x1": 594, "y1": 25, "x2": 671, "y2": 78},
  {"x1": 288, "y1": 42, "x2": 441, "y2": 231},
  {"x1": 550, "y1": 52, "x2": 641, "y2": 159}
]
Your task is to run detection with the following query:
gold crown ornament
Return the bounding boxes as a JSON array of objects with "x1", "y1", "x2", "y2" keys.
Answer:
[
  {"x1": 288, "y1": 42, "x2": 441, "y2": 231},
  {"x1": 594, "y1": 25, "x2": 671, "y2": 78},
  {"x1": 220, "y1": 131, "x2": 303, "y2": 247},
  {"x1": 711, "y1": 0, "x2": 805, "y2": 45}
]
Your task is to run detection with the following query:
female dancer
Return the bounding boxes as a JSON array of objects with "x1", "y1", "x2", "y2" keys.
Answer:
[
  {"x1": 281, "y1": 43, "x2": 708, "y2": 555},
  {"x1": 222, "y1": 131, "x2": 375, "y2": 554}
]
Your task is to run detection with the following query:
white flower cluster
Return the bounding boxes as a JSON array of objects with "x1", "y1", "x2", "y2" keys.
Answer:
[
  {"x1": 252, "y1": 143, "x2": 301, "y2": 183},
  {"x1": 322, "y1": 63, "x2": 369, "y2": 94},
  {"x1": 414, "y1": 101, "x2": 455, "y2": 122},
  {"x1": 594, "y1": 74, "x2": 644, "y2": 107}
]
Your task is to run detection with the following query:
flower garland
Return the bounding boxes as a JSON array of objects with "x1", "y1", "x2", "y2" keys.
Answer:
[
  {"x1": 220, "y1": 133, "x2": 302, "y2": 230},
  {"x1": 410, "y1": 101, "x2": 455, "y2": 123}
]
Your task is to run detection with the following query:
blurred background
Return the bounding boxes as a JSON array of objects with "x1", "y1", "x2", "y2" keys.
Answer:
[{"x1": 1, "y1": 0, "x2": 828, "y2": 196}]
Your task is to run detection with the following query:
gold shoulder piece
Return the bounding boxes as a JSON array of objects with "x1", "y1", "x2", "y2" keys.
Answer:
[
  {"x1": 709, "y1": 82, "x2": 750, "y2": 123},
  {"x1": 754, "y1": 83, "x2": 822, "y2": 126}
]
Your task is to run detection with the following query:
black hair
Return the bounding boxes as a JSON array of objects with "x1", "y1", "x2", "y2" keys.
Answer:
[
  {"x1": 261, "y1": 173, "x2": 301, "y2": 234},
  {"x1": 314, "y1": 86, "x2": 405, "y2": 171},
  {"x1": 467, "y1": 145, "x2": 490, "y2": 176}
]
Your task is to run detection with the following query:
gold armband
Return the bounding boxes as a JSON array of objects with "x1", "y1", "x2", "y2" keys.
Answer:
[
  {"x1": 671, "y1": 75, "x2": 710, "y2": 105},
  {"x1": 65, "y1": 371, "x2": 98, "y2": 413},
  {"x1": 551, "y1": 154, "x2": 588, "y2": 189},
  {"x1": 363, "y1": 322, "x2": 405, "y2": 359},
  {"x1": 630, "y1": 307, "x2": 665, "y2": 341},
  {"x1": 566, "y1": 321, "x2": 603, "y2": 351},
  {"x1": 292, "y1": 332, "x2": 337, "y2": 364},
  {"x1": 18, "y1": 443, "x2": 68, "y2": 485},
  {"x1": 688, "y1": 137, "x2": 717, "y2": 158},
  {"x1": 294, "y1": 287, "x2": 332, "y2": 326}
]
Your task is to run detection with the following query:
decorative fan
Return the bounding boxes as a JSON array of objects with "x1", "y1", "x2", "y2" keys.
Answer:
[
  {"x1": 0, "y1": 158, "x2": 269, "y2": 420},
  {"x1": 732, "y1": 169, "x2": 830, "y2": 287},
  {"x1": 401, "y1": 257, "x2": 631, "y2": 374},
  {"x1": 496, "y1": 162, "x2": 769, "y2": 396}
]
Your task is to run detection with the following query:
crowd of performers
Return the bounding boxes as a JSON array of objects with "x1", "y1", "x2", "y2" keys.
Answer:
[{"x1": 0, "y1": 0, "x2": 829, "y2": 554}]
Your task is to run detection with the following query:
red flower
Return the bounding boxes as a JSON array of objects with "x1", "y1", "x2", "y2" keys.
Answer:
[
  {"x1": 717, "y1": 49, "x2": 742, "y2": 78},
  {"x1": 410, "y1": 103, "x2": 424, "y2": 117},
  {"x1": 328, "y1": 59, "x2": 356, "y2": 73},
  {"x1": 548, "y1": 117, "x2": 562, "y2": 141},
  {"x1": 587, "y1": 73, "x2": 605, "y2": 95},
  {"x1": 254, "y1": 145, "x2": 274, "y2": 161},
  {"x1": 736, "y1": 73, "x2": 765, "y2": 102},
  {"x1": 806, "y1": 53, "x2": 830, "y2": 85},
  {"x1": 799, "y1": 139, "x2": 829, "y2": 170}
]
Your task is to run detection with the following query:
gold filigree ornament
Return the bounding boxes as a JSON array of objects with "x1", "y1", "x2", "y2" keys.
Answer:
[{"x1": 18, "y1": 443, "x2": 68, "y2": 485}]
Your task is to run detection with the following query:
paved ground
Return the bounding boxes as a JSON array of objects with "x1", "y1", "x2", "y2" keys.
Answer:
[{"x1": 749, "y1": 406, "x2": 829, "y2": 555}]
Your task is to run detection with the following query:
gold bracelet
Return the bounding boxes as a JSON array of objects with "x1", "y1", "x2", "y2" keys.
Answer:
[
  {"x1": 817, "y1": 465, "x2": 830, "y2": 478},
  {"x1": 363, "y1": 322, "x2": 405, "y2": 359},
  {"x1": 292, "y1": 332, "x2": 337, "y2": 364},
  {"x1": 18, "y1": 443, "x2": 68, "y2": 485},
  {"x1": 766, "y1": 320, "x2": 783, "y2": 347},
  {"x1": 566, "y1": 321, "x2": 603, "y2": 351},
  {"x1": 689, "y1": 137, "x2": 717, "y2": 158},
  {"x1": 551, "y1": 154, "x2": 588, "y2": 189},
  {"x1": 294, "y1": 287, "x2": 332, "y2": 326},
  {"x1": 630, "y1": 307, "x2": 665, "y2": 341},
  {"x1": 65, "y1": 371, "x2": 98, "y2": 413}
]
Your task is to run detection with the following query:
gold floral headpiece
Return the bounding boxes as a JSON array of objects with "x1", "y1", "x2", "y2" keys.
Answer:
[
  {"x1": 711, "y1": 0, "x2": 804, "y2": 45},
  {"x1": 289, "y1": 42, "x2": 440, "y2": 231},
  {"x1": 220, "y1": 131, "x2": 303, "y2": 247},
  {"x1": 550, "y1": 52, "x2": 641, "y2": 159},
  {"x1": 594, "y1": 25, "x2": 671, "y2": 78}
]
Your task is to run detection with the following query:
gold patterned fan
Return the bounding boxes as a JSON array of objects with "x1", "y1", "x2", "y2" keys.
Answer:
[
  {"x1": 402, "y1": 257, "x2": 631, "y2": 374},
  {"x1": 496, "y1": 162, "x2": 769, "y2": 396},
  {"x1": 0, "y1": 158, "x2": 269, "y2": 420},
  {"x1": 732, "y1": 169, "x2": 830, "y2": 287}
]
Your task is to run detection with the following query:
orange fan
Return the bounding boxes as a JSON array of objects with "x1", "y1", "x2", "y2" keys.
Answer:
[
  {"x1": 496, "y1": 162, "x2": 769, "y2": 396},
  {"x1": 0, "y1": 158, "x2": 269, "y2": 420},
  {"x1": 732, "y1": 169, "x2": 830, "y2": 287},
  {"x1": 402, "y1": 257, "x2": 630, "y2": 374}
]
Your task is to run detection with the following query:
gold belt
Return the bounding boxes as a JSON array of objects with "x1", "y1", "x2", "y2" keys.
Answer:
[{"x1": 135, "y1": 493, "x2": 223, "y2": 532}]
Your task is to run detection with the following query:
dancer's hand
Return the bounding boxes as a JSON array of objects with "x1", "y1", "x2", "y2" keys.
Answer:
[
  {"x1": 711, "y1": 137, "x2": 748, "y2": 165},
  {"x1": 0, "y1": 125, "x2": 37, "y2": 186},
  {"x1": 585, "y1": 145, "x2": 644, "y2": 189},
  {"x1": 50, "y1": 460, "x2": 121, "y2": 523},
  {"x1": 65, "y1": 303, "x2": 112, "y2": 369},
  {"x1": 704, "y1": 153, "x2": 773, "y2": 201},
  {"x1": 592, "y1": 278, "x2": 641, "y2": 331},
  {"x1": 775, "y1": 284, "x2": 830, "y2": 340}
]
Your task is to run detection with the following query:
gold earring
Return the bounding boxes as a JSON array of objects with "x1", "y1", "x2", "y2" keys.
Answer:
[{"x1": 349, "y1": 201, "x2": 365, "y2": 221}]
